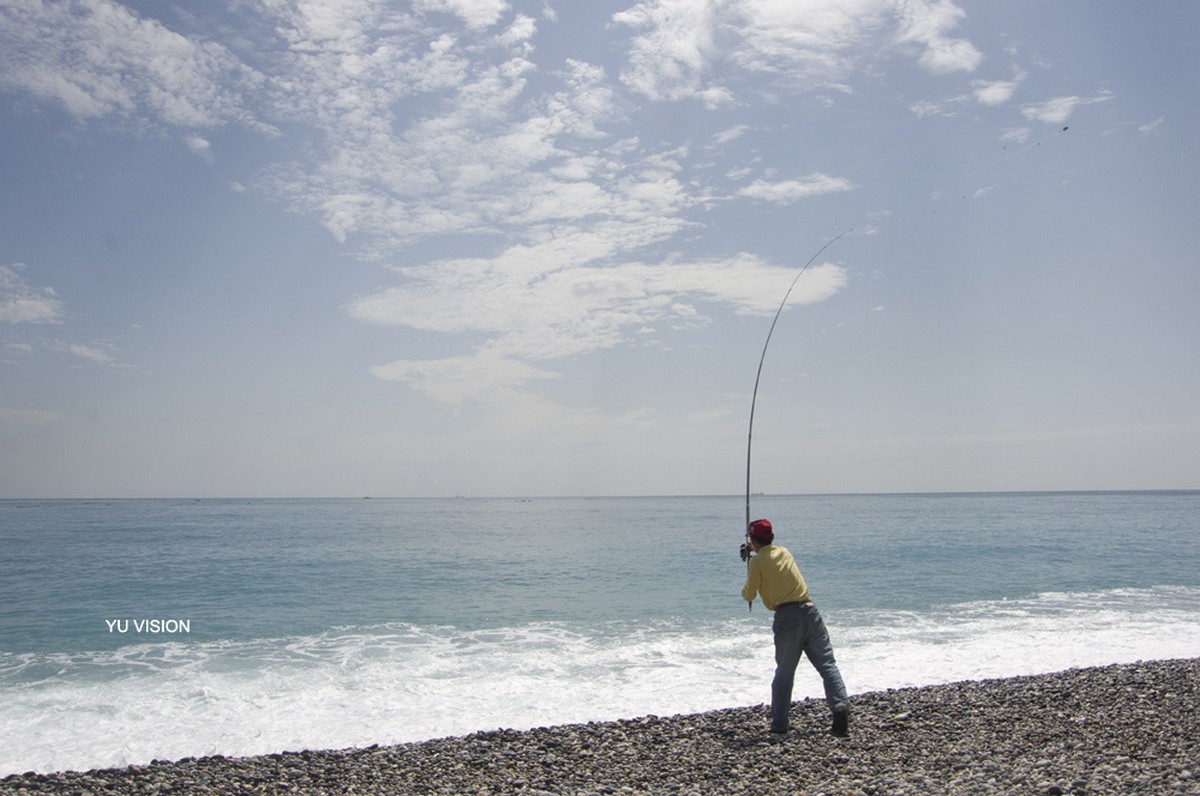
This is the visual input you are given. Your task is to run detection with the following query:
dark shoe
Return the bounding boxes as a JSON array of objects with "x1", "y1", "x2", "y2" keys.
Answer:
[{"x1": 831, "y1": 704, "x2": 849, "y2": 737}]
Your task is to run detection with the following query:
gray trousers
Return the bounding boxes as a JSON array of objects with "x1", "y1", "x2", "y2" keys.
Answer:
[{"x1": 771, "y1": 601, "x2": 849, "y2": 732}]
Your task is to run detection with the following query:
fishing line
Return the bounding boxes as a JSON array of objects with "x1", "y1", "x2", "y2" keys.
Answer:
[
  {"x1": 742, "y1": 125, "x2": 1070, "y2": 534},
  {"x1": 877, "y1": 125, "x2": 1071, "y2": 221}
]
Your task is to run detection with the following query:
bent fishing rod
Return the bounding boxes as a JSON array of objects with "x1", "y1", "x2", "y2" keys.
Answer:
[{"x1": 745, "y1": 228, "x2": 851, "y2": 534}]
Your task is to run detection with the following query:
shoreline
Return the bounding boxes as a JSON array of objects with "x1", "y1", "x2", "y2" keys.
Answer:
[{"x1": 3, "y1": 657, "x2": 1197, "y2": 795}]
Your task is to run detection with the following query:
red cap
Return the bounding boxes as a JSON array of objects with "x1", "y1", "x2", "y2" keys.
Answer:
[{"x1": 748, "y1": 518, "x2": 773, "y2": 542}]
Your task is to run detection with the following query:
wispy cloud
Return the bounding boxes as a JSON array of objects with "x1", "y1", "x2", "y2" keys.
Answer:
[
  {"x1": 1000, "y1": 127, "x2": 1030, "y2": 145},
  {"x1": 0, "y1": 0, "x2": 270, "y2": 132},
  {"x1": 713, "y1": 124, "x2": 751, "y2": 146},
  {"x1": 351, "y1": 247, "x2": 848, "y2": 404},
  {"x1": 49, "y1": 340, "x2": 119, "y2": 366},
  {"x1": 184, "y1": 134, "x2": 214, "y2": 162},
  {"x1": 1138, "y1": 116, "x2": 1165, "y2": 135},
  {"x1": 415, "y1": 0, "x2": 511, "y2": 30},
  {"x1": 371, "y1": 350, "x2": 557, "y2": 407},
  {"x1": 613, "y1": 0, "x2": 981, "y2": 105},
  {"x1": 911, "y1": 70, "x2": 1023, "y2": 119},
  {"x1": 611, "y1": 0, "x2": 716, "y2": 103},
  {"x1": 910, "y1": 97, "x2": 961, "y2": 119},
  {"x1": 0, "y1": 265, "x2": 64, "y2": 324},
  {"x1": 258, "y1": 32, "x2": 631, "y2": 252},
  {"x1": 738, "y1": 173, "x2": 855, "y2": 204},
  {"x1": 1, "y1": 0, "x2": 980, "y2": 405},
  {"x1": 893, "y1": 0, "x2": 982, "y2": 75},
  {"x1": 1, "y1": 265, "x2": 126, "y2": 367},
  {"x1": 1021, "y1": 92, "x2": 1112, "y2": 125},
  {"x1": 972, "y1": 78, "x2": 1019, "y2": 106}
]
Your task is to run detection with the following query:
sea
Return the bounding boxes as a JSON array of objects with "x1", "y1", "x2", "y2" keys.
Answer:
[{"x1": 1, "y1": 492, "x2": 1198, "y2": 776}]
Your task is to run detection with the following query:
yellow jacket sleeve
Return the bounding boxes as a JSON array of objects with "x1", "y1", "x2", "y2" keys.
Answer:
[{"x1": 741, "y1": 555, "x2": 761, "y2": 603}]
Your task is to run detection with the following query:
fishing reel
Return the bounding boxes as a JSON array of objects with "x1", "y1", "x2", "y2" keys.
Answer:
[{"x1": 739, "y1": 541, "x2": 754, "y2": 562}]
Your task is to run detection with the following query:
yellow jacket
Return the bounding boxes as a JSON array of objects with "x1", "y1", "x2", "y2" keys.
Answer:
[{"x1": 741, "y1": 544, "x2": 810, "y2": 610}]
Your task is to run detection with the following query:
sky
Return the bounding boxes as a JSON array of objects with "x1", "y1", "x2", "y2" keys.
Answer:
[{"x1": 1, "y1": 0, "x2": 1197, "y2": 498}]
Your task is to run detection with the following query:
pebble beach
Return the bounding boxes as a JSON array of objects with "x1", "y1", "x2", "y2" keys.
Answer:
[{"x1": 3, "y1": 657, "x2": 1196, "y2": 795}]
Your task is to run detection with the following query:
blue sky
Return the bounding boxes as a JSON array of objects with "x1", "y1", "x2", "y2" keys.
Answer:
[{"x1": 1, "y1": 0, "x2": 1196, "y2": 498}]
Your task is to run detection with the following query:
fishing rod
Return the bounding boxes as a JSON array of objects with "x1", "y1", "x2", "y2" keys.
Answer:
[{"x1": 744, "y1": 228, "x2": 851, "y2": 536}]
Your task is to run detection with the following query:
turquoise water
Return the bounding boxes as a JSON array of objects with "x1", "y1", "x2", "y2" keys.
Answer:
[{"x1": 2, "y1": 492, "x2": 1198, "y2": 774}]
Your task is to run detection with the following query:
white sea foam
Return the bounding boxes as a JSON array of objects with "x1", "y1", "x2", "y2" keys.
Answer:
[
  {"x1": 2, "y1": 586, "x2": 1198, "y2": 776},
  {"x1": 835, "y1": 585, "x2": 1200, "y2": 691}
]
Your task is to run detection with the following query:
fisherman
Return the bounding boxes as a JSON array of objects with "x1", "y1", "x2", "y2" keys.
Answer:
[{"x1": 741, "y1": 518, "x2": 850, "y2": 737}]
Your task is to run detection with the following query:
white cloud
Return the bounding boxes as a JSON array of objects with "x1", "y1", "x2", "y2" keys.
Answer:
[
  {"x1": 910, "y1": 97, "x2": 961, "y2": 118},
  {"x1": 1138, "y1": 116, "x2": 1165, "y2": 135},
  {"x1": 184, "y1": 134, "x2": 213, "y2": 161},
  {"x1": 1021, "y1": 97, "x2": 1078, "y2": 125},
  {"x1": 371, "y1": 349, "x2": 556, "y2": 406},
  {"x1": 264, "y1": 0, "x2": 385, "y2": 52},
  {"x1": 306, "y1": 23, "x2": 859, "y2": 404},
  {"x1": 0, "y1": 265, "x2": 64, "y2": 324},
  {"x1": 892, "y1": 0, "x2": 982, "y2": 74},
  {"x1": 414, "y1": 0, "x2": 510, "y2": 30},
  {"x1": 738, "y1": 173, "x2": 855, "y2": 204},
  {"x1": 726, "y1": 0, "x2": 891, "y2": 81},
  {"x1": 49, "y1": 340, "x2": 117, "y2": 365},
  {"x1": 713, "y1": 124, "x2": 751, "y2": 145},
  {"x1": 972, "y1": 78, "x2": 1017, "y2": 106},
  {"x1": 0, "y1": 1, "x2": 974, "y2": 411},
  {"x1": 0, "y1": 0, "x2": 269, "y2": 132},
  {"x1": 1000, "y1": 127, "x2": 1030, "y2": 145},
  {"x1": 497, "y1": 13, "x2": 537, "y2": 47},
  {"x1": 613, "y1": 0, "x2": 982, "y2": 103},
  {"x1": 1021, "y1": 93, "x2": 1112, "y2": 125},
  {"x1": 911, "y1": 73, "x2": 1021, "y2": 118},
  {"x1": 69, "y1": 344, "x2": 115, "y2": 365},
  {"x1": 351, "y1": 240, "x2": 848, "y2": 403},
  {"x1": 613, "y1": 0, "x2": 723, "y2": 102},
  {"x1": 258, "y1": 27, "x2": 636, "y2": 251}
]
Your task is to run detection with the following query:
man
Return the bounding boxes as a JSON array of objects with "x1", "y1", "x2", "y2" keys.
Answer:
[{"x1": 741, "y1": 518, "x2": 850, "y2": 737}]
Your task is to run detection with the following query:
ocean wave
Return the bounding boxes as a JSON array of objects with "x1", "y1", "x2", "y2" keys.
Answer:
[{"x1": 2, "y1": 585, "x2": 1198, "y2": 776}]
